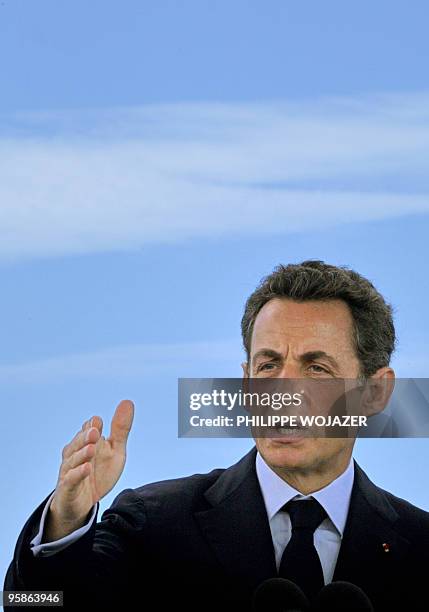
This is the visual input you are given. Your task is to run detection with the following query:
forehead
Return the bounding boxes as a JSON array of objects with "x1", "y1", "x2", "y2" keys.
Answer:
[{"x1": 250, "y1": 298, "x2": 355, "y2": 354}]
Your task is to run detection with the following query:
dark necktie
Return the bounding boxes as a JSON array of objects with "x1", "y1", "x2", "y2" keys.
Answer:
[{"x1": 278, "y1": 499, "x2": 327, "y2": 601}]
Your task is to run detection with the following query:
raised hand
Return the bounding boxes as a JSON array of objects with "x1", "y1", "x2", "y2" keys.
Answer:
[{"x1": 43, "y1": 399, "x2": 134, "y2": 542}]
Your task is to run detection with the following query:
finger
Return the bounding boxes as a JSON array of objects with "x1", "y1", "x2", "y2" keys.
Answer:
[
  {"x1": 90, "y1": 415, "x2": 103, "y2": 435},
  {"x1": 62, "y1": 427, "x2": 100, "y2": 460},
  {"x1": 61, "y1": 444, "x2": 96, "y2": 476},
  {"x1": 82, "y1": 415, "x2": 102, "y2": 432},
  {"x1": 109, "y1": 400, "x2": 134, "y2": 449},
  {"x1": 62, "y1": 462, "x2": 91, "y2": 489}
]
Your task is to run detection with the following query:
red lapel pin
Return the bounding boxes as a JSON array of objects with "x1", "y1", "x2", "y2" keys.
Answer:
[{"x1": 382, "y1": 542, "x2": 390, "y2": 553}]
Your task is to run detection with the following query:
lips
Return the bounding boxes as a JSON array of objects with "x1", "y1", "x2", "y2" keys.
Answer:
[
  {"x1": 276, "y1": 426, "x2": 305, "y2": 436},
  {"x1": 270, "y1": 425, "x2": 310, "y2": 441}
]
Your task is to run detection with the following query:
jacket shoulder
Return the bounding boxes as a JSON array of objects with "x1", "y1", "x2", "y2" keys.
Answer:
[
  {"x1": 138, "y1": 466, "x2": 224, "y2": 494},
  {"x1": 111, "y1": 466, "x2": 226, "y2": 517},
  {"x1": 355, "y1": 461, "x2": 429, "y2": 535},
  {"x1": 383, "y1": 488, "x2": 429, "y2": 530}
]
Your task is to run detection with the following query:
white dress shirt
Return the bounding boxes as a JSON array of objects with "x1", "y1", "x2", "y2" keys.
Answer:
[
  {"x1": 30, "y1": 492, "x2": 98, "y2": 557},
  {"x1": 255, "y1": 452, "x2": 354, "y2": 584}
]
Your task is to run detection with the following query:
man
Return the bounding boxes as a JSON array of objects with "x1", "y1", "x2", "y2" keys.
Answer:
[{"x1": 5, "y1": 260, "x2": 429, "y2": 611}]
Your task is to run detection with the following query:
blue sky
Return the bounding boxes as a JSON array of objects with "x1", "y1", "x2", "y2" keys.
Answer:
[{"x1": 1, "y1": 0, "x2": 429, "y2": 583}]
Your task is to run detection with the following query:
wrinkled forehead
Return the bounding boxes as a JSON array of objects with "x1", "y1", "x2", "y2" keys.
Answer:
[{"x1": 250, "y1": 298, "x2": 355, "y2": 356}]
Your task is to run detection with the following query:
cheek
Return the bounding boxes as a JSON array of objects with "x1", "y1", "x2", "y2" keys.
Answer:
[
  {"x1": 316, "y1": 437, "x2": 353, "y2": 458},
  {"x1": 308, "y1": 385, "x2": 351, "y2": 415},
  {"x1": 254, "y1": 437, "x2": 269, "y2": 454}
]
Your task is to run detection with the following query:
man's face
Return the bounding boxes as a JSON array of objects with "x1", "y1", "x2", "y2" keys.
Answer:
[{"x1": 243, "y1": 298, "x2": 361, "y2": 476}]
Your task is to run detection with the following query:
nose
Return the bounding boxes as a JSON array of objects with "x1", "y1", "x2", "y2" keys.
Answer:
[
  {"x1": 277, "y1": 362, "x2": 301, "y2": 379},
  {"x1": 273, "y1": 363, "x2": 302, "y2": 405}
]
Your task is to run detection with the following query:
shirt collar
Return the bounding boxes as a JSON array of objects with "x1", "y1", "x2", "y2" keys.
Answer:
[{"x1": 255, "y1": 451, "x2": 354, "y2": 537}]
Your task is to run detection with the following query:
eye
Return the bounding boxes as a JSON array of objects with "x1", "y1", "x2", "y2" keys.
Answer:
[
  {"x1": 258, "y1": 362, "x2": 277, "y2": 371},
  {"x1": 308, "y1": 364, "x2": 329, "y2": 374}
]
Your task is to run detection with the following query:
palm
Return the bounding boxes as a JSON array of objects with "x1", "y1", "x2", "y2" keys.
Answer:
[
  {"x1": 87, "y1": 436, "x2": 127, "y2": 504},
  {"x1": 54, "y1": 400, "x2": 134, "y2": 523}
]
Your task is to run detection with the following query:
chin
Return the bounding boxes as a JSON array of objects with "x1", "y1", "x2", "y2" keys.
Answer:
[{"x1": 257, "y1": 439, "x2": 316, "y2": 471}]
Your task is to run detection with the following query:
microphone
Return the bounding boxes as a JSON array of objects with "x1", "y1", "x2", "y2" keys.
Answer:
[
  {"x1": 313, "y1": 581, "x2": 374, "y2": 611},
  {"x1": 252, "y1": 578, "x2": 310, "y2": 611}
]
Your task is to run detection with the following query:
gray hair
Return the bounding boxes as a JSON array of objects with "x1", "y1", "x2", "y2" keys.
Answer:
[{"x1": 241, "y1": 260, "x2": 395, "y2": 377}]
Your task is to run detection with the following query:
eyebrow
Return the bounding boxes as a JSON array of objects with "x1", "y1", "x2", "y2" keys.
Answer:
[
  {"x1": 251, "y1": 348, "x2": 340, "y2": 372},
  {"x1": 252, "y1": 349, "x2": 282, "y2": 363}
]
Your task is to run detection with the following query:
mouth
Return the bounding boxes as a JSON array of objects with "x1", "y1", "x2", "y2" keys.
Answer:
[{"x1": 269, "y1": 425, "x2": 310, "y2": 443}]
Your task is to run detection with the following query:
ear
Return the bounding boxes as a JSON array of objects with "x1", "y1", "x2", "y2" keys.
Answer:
[
  {"x1": 241, "y1": 361, "x2": 250, "y2": 399},
  {"x1": 360, "y1": 367, "x2": 395, "y2": 416}
]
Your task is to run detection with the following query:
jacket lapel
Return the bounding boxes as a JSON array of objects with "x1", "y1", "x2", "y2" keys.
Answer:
[
  {"x1": 333, "y1": 461, "x2": 411, "y2": 597},
  {"x1": 194, "y1": 447, "x2": 277, "y2": 591}
]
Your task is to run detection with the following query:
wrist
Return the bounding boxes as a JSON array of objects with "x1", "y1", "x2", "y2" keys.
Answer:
[{"x1": 42, "y1": 505, "x2": 88, "y2": 543}]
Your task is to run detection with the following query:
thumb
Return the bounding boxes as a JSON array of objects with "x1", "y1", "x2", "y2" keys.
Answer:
[{"x1": 109, "y1": 399, "x2": 134, "y2": 449}]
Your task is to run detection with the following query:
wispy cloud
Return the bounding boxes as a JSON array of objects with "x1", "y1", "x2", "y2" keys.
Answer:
[
  {"x1": 0, "y1": 337, "x2": 424, "y2": 384},
  {"x1": 0, "y1": 340, "x2": 241, "y2": 384},
  {"x1": 1, "y1": 92, "x2": 429, "y2": 260}
]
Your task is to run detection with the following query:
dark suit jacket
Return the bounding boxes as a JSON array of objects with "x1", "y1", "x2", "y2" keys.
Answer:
[{"x1": 4, "y1": 447, "x2": 429, "y2": 611}]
